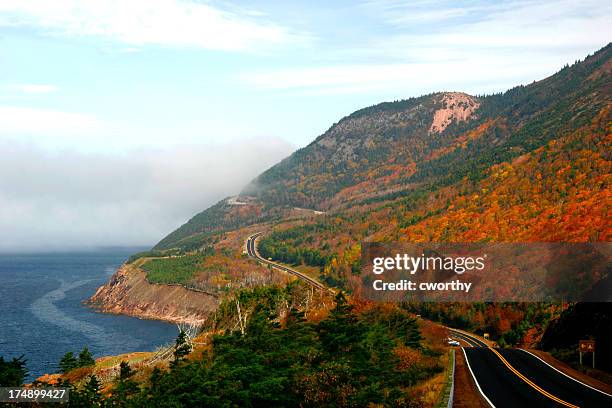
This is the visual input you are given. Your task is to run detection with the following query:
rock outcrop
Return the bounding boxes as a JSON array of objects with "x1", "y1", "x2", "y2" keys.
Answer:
[
  {"x1": 429, "y1": 92, "x2": 479, "y2": 133},
  {"x1": 87, "y1": 263, "x2": 219, "y2": 325}
]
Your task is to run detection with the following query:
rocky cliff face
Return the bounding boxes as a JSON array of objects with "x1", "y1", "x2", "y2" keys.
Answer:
[
  {"x1": 87, "y1": 263, "x2": 219, "y2": 325},
  {"x1": 429, "y1": 92, "x2": 479, "y2": 133}
]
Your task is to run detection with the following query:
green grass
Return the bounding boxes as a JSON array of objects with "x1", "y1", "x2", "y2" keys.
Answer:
[{"x1": 141, "y1": 254, "x2": 208, "y2": 285}]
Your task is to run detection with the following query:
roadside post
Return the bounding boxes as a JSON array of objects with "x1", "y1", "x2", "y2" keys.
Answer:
[{"x1": 578, "y1": 340, "x2": 596, "y2": 369}]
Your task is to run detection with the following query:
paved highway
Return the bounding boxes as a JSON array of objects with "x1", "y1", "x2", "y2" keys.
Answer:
[
  {"x1": 452, "y1": 330, "x2": 612, "y2": 408},
  {"x1": 246, "y1": 232, "x2": 328, "y2": 291},
  {"x1": 245, "y1": 233, "x2": 611, "y2": 407}
]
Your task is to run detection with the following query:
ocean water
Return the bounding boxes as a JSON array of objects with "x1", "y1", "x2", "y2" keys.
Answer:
[{"x1": 0, "y1": 249, "x2": 178, "y2": 381}]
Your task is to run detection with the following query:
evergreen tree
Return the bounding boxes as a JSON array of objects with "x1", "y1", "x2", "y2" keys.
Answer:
[
  {"x1": 318, "y1": 292, "x2": 362, "y2": 354},
  {"x1": 78, "y1": 347, "x2": 95, "y2": 367},
  {"x1": 83, "y1": 375, "x2": 102, "y2": 407},
  {"x1": 149, "y1": 366, "x2": 163, "y2": 393},
  {"x1": 0, "y1": 355, "x2": 28, "y2": 386},
  {"x1": 57, "y1": 379, "x2": 90, "y2": 408},
  {"x1": 171, "y1": 330, "x2": 191, "y2": 368},
  {"x1": 112, "y1": 361, "x2": 139, "y2": 404},
  {"x1": 118, "y1": 360, "x2": 133, "y2": 381},
  {"x1": 59, "y1": 351, "x2": 78, "y2": 373}
]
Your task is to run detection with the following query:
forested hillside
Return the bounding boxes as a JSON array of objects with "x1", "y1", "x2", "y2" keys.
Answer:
[
  {"x1": 242, "y1": 43, "x2": 609, "y2": 209},
  {"x1": 155, "y1": 44, "x2": 610, "y2": 252},
  {"x1": 47, "y1": 285, "x2": 452, "y2": 407}
]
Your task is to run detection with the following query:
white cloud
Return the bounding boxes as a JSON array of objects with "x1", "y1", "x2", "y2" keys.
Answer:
[
  {"x1": 363, "y1": 0, "x2": 611, "y2": 29},
  {"x1": 364, "y1": 0, "x2": 611, "y2": 53},
  {"x1": 241, "y1": 0, "x2": 611, "y2": 95},
  {"x1": 0, "y1": 106, "x2": 100, "y2": 135},
  {"x1": 11, "y1": 84, "x2": 59, "y2": 94},
  {"x1": 0, "y1": 0, "x2": 307, "y2": 52},
  {"x1": 239, "y1": 57, "x2": 552, "y2": 96}
]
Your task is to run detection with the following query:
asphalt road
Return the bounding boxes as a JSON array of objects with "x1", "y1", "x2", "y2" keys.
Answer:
[
  {"x1": 245, "y1": 234, "x2": 611, "y2": 407},
  {"x1": 451, "y1": 330, "x2": 489, "y2": 347},
  {"x1": 245, "y1": 232, "x2": 328, "y2": 291},
  {"x1": 455, "y1": 330, "x2": 612, "y2": 408}
]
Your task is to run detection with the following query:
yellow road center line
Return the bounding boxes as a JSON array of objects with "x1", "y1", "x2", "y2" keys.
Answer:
[{"x1": 489, "y1": 347, "x2": 580, "y2": 408}]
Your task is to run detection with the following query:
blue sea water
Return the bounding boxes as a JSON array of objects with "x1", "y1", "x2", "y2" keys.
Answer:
[{"x1": 0, "y1": 248, "x2": 178, "y2": 381}]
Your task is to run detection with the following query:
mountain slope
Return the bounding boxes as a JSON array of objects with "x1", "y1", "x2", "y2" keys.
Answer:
[
  {"x1": 243, "y1": 44, "x2": 610, "y2": 208},
  {"x1": 154, "y1": 43, "x2": 610, "y2": 254},
  {"x1": 241, "y1": 92, "x2": 479, "y2": 209}
]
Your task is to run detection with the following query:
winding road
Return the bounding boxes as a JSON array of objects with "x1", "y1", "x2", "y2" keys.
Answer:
[
  {"x1": 245, "y1": 231, "x2": 611, "y2": 407},
  {"x1": 452, "y1": 329, "x2": 612, "y2": 408},
  {"x1": 245, "y1": 232, "x2": 328, "y2": 291}
]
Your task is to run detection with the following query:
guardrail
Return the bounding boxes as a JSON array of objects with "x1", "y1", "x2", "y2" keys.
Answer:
[{"x1": 436, "y1": 349, "x2": 455, "y2": 408}]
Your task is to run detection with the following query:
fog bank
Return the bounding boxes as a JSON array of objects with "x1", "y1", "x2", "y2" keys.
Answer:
[{"x1": 0, "y1": 139, "x2": 293, "y2": 252}]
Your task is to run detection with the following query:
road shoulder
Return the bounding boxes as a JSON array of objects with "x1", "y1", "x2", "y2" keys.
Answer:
[{"x1": 526, "y1": 349, "x2": 612, "y2": 394}]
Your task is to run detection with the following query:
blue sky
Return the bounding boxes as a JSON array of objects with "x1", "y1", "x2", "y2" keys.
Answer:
[{"x1": 0, "y1": 0, "x2": 610, "y2": 250}]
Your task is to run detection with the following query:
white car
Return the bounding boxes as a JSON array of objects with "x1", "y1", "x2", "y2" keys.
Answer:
[{"x1": 447, "y1": 340, "x2": 460, "y2": 346}]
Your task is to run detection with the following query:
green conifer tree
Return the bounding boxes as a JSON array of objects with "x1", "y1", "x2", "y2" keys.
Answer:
[
  {"x1": 0, "y1": 355, "x2": 28, "y2": 386},
  {"x1": 59, "y1": 351, "x2": 78, "y2": 373},
  {"x1": 118, "y1": 360, "x2": 133, "y2": 381},
  {"x1": 83, "y1": 375, "x2": 102, "y2": 407},
  {"x1": 112, "y1": 360, "x2": 139, "y2": 404},
  {"x1": 171, "y1": 330, "x2": 191, "y2": 368},
  {"x1": 78, "y1": 347, "x2": 95, "y2": 367}
]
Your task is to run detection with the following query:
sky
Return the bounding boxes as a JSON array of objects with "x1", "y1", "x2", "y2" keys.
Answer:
[{"x1": 0, "y1": 0, "x2": 610, "y2": 251}]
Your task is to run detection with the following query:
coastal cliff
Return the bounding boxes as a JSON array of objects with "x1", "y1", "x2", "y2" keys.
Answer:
[{"x1": 87, "y1": 263, "x2": 219, "y2": 325}]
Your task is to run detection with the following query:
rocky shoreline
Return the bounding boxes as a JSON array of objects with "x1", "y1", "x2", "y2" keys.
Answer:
[{"x1": 86, "y1": 263, "x2": 219, "y2": 325}]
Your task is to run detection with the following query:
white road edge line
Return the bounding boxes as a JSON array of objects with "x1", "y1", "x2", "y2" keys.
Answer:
[
  {"x1": 454, "y1": 336, "x2": 474, "y2": 348},
  {"x1": 451, "y1": 332, "x2": 480, "y2": 347},
  {"x1": 519, "y1": 349, "x2": 612, "y2": 398},
  {"x1": 462, "y1": 347, "x2": 497, "y2": 408}
]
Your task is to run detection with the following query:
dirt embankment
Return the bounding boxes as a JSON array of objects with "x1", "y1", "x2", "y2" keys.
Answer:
[
  {"x1": 87, "y1": 263, "x2": 219, "y2": 325},
  {"x1": 453, "y1": 349, "x2": 490, "y2": 408}
]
